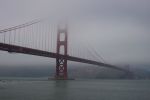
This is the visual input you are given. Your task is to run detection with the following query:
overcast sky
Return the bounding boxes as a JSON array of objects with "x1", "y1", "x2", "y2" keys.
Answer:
[{"x1": 0, "y1": 0, "x2": 150, "y2": 69}]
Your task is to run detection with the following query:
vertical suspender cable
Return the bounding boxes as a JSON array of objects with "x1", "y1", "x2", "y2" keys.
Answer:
[
  {"x1": 4, "y1": 32, "x2": 5, "y2": 43},
  {"x1": 9, "y1": 31, "x2": 11, "y2": 44}
]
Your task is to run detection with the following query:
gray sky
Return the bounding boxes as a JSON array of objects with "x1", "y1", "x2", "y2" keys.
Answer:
[{"x1": 0, "y1": 0, "x2": 150, "y2": 68}]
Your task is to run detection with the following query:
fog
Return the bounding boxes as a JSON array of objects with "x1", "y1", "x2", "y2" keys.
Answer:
[{"x1": 0, "y1": 0, "x2": 150, "y2": 71}]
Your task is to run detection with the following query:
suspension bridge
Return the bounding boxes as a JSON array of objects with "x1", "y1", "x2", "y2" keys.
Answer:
[{"x1": 0, "y1": 19, "x2": 128, "y2": 80}]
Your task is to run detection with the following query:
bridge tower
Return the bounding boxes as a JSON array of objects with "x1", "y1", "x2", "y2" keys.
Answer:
[{"x1": 55, "y1": 24, "x2": 68, "y2": 80}]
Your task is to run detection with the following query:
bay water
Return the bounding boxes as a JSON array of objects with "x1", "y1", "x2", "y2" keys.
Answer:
[{"x1": 0, "y1": 77, "x2": 150, "y2": 100}]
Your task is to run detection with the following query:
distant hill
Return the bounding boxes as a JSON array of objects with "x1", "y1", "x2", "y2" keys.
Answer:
[{"x1": 0, "y1": 65, "x2": 150, "y2": 79}]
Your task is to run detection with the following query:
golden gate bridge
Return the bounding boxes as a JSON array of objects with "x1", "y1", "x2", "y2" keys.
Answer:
[{"x1": 0, "y1": 19, "x2": 128, "y2": 80}]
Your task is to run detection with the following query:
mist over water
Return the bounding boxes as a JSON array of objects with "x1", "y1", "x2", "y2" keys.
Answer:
[{"x1": 0, "y1": 78, "x2": 150, "y2": 100}]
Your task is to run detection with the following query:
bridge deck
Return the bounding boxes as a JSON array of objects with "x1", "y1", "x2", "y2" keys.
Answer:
[{"x1": 0, "y1": 43, "x2": 126, "y2": 72}]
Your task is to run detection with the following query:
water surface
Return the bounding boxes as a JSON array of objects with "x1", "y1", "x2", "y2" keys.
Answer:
[{"x1": 0, "y1": 78, "x2": 150, "y2": 100}]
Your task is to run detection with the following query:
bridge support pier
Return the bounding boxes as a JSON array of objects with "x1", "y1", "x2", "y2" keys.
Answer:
[{"x1": 55, "y1": 25, "x2": 68, "y2": 80}]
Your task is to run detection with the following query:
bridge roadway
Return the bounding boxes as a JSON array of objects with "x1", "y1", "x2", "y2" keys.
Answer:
[{"x1": 0, "y1": 43, "x2": 127, "y2": 72}]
